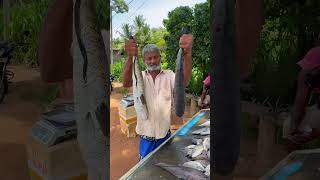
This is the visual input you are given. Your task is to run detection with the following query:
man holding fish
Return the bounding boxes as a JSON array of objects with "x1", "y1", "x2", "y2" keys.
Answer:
[{"x1": 123, "y1": 33, "x2": 193, "y2": 159}]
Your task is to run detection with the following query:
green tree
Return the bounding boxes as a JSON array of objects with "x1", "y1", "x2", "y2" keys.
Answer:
[
  {"x1": 163, "y1": 3, "x2": 209, "y2": 95},
  {"x1": 148, "y1": 27, "x2": 168, "y2": 69},
  {"x1": 0, "y1": 0, "x2": 128, "y2": 66},
  {"x1": 245, "y1": 0, "x2": 320, "y2": 105},
  {"x1": 98, "y1": 0, "x2": 128, "y2": 30},
  {"x1": 148, "y1": 27, "x2": 167, "y2": 49},
  {"x1": 112, "y1": 37, "x2": 123, "y2": 49},
  {"x1": 119, "y1": 23, "x2": 133, "y2": 39},
  {"x1": 133, "y1": 15, "x2": 151, "y2": 48},
  {"x1": 163, "y1": 6, "x2": 193, "y2": 71},
  {"x1": 111, "y1": 0, "x2": 129, "y2": 14},
  {"x1": 191, "y1": 2, "x2": 210, "y2": 78}
]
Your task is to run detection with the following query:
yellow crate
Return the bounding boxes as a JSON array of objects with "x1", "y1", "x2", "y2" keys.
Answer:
[
  {"x1": 119, "y1": 113, "x2": 137, "y2": 125},
  {"x1": 119, "y1": 118, "x2": 137, "y2": 138},
  {"x1": 118, "y1": 105, "x2": 136, "y2": 119},
  {"x1": 26, "y1": 137, "x2": 87, "y2": 180}
]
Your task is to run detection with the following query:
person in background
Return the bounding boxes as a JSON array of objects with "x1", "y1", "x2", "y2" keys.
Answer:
[
  {"x1": 286, "y1": 43, "x2": 320, "y2": 151},
  {"x1": 38, "y1": 0, "x2": 74, "y2": 101},
  {"x1": 123, "y1": 34, "x2": 193, "y2": 160},
  {"x1": 198, "y1": 74, "x2": 210, "y2": 109}
]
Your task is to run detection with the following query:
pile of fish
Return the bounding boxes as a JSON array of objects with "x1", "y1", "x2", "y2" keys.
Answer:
[{"x1": 156, "y1": 120, "x2": 211, "y2": 179}]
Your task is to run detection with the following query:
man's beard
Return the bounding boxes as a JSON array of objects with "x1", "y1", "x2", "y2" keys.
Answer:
[{"x1": 147, "y1": 64, "x2": 161, "y2": 71}]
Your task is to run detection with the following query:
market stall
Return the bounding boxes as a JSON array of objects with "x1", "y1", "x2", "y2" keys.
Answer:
[
  {"x1": 120, "y1": 109, "x2": 210, "y2": 180},
  {"x1": 260, "y1": 148, "x2": 320, "y2": 180}
]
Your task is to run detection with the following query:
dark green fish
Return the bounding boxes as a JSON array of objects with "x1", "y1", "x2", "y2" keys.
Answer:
[
  {"x1": 174, "y1": 46, "x2": 186, "y2": 117},
  {"x1": 174, "y1": 28, "x2": 190, "y2": 117},
  {"x1": 72, "y1": 0, "x2": 108, "y2": 179}
]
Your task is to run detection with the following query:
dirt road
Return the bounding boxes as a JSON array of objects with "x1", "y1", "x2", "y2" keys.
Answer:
[
  {"x1": 109, "y1": 83, "x2": 140, "y2": 179},
  {"x1": 0, "y1": 65, "x2": 47, "y2": 180}
]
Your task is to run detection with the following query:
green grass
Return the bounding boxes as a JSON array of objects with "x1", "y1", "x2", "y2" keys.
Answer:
[{"x1": 118, "y1": 87, "x2": 129, "y2": 95}]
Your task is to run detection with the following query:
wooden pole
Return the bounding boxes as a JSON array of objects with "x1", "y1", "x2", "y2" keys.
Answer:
[
  {"x1": 212, "y1": 0, "x2": 240, "y2": 178},
  {"x1": 3, "y1": 0, "x2": 10, "y2": 40}
]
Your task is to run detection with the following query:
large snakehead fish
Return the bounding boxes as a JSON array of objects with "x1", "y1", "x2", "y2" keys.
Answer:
[
  {"x1": 73, "y1": 0, "x2": 108, "y2": 129},
  {"x1": 174, "y1": 28, "x2": 189, "y2": 117},
  {"x1": 130, "y1": 36, "x2": 148, "y2": 121}
]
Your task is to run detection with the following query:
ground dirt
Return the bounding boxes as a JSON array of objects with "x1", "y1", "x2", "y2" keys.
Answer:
[
  {"x1": 0, "y1": 64, "x2": 290, "y2": 180},
  {"x1": 0, "y1": 65, "x2": 47, "y2": 180}
]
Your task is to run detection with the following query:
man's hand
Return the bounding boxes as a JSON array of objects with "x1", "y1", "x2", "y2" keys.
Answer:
[
  {"x1": 125, "y1": 38, "x2": 138, "y2": 57},
  {"x1": 179, "y1": 34, "x2": 193, "y2": 54},
  {"x1": 123, "y1": 37, "x2": 137, "y2": 87},
  {"x1": 180, "y1": 34, "x2": 193, "y2": 86}
]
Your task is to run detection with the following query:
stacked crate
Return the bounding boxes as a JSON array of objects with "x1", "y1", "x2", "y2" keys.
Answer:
[
  {"x1": 26, "y1": 138, "x2": 87, "y2": 180},
  {"x1": 118, "y1": 98, "x2": 137, "y2": 138}
]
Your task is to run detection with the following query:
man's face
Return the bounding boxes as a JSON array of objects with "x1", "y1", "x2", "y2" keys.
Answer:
[{"x1": 144, "y1": 52, "x2": 161, "y2": 71}]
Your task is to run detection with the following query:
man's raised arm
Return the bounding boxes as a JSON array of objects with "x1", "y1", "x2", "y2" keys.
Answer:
[{"x1": 122, "y1": 38, "x2": 138, "y2": 87}]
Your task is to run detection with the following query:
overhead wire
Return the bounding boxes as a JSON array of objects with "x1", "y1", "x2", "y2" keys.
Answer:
[
  {"x1": 112, "y1": 0, "x2": 136, "y2": 18},
  {"x1": 113, "y1": 0, "x2": 150, "y2": 37}
]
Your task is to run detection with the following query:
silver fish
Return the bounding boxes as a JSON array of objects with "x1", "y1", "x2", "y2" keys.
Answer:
[
  {"x1": 184, "y1": 145, "x2": 195, "y2": 156},
  {"x1": 192, "y1": 138, "x2": 203, "y2": 145},
  {"x1": 186, "y1": 144, "x2": 196, "y2": 149},
  {"x1": 132, "y1": 55, "x2": 148, "y2": 120},
  {"x1": 205, "y1": 165, "x2": 210, "y2": 177},
  {"x1": 195, "y1": 160, "x2": 210, "y2": 168},
  {"x1": 199, "y1": 121, "x2": 210, "y2": 127},
  {"x1": 203, "y1": 137, "x2": 210, "y2": 151},
  {"x1": 192, "y1": 145, "x2": 204, "y2": 158},
  {"x1": 186, "y1": 149, "x2": 194, "y2": 156},
  {"x1": 156, "y1": 163, "x2": 208, "y2": 180},
  {"x1": 191, "y1": 152, "x2": 209, "y2": 161},
  {"x1": 174, "y1": 48, "x2": 185, "y2": 117},
  {"x1": 200, "y1": 128, "x2": 210, "y2": 135},
  {"x1": 192, "y1": 127, "x2": 210, "y2": 135},
  {"x1": 73, "y1": 0, "x2": 107, "y2": 179},
  {"x1": 182, "y1": 161, "x2": 205, "y2": 172},
  {"x1": 73, "y1": 0, "x2": 108, "y2": 125}
]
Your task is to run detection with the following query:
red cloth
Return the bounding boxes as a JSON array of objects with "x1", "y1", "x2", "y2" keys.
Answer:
[
  {"x1": 203, "y1": 75, "x2": 211, "y2": 86},
  {"x1": 297, "y1": 47, "x2": 320, "y2": 70}
]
